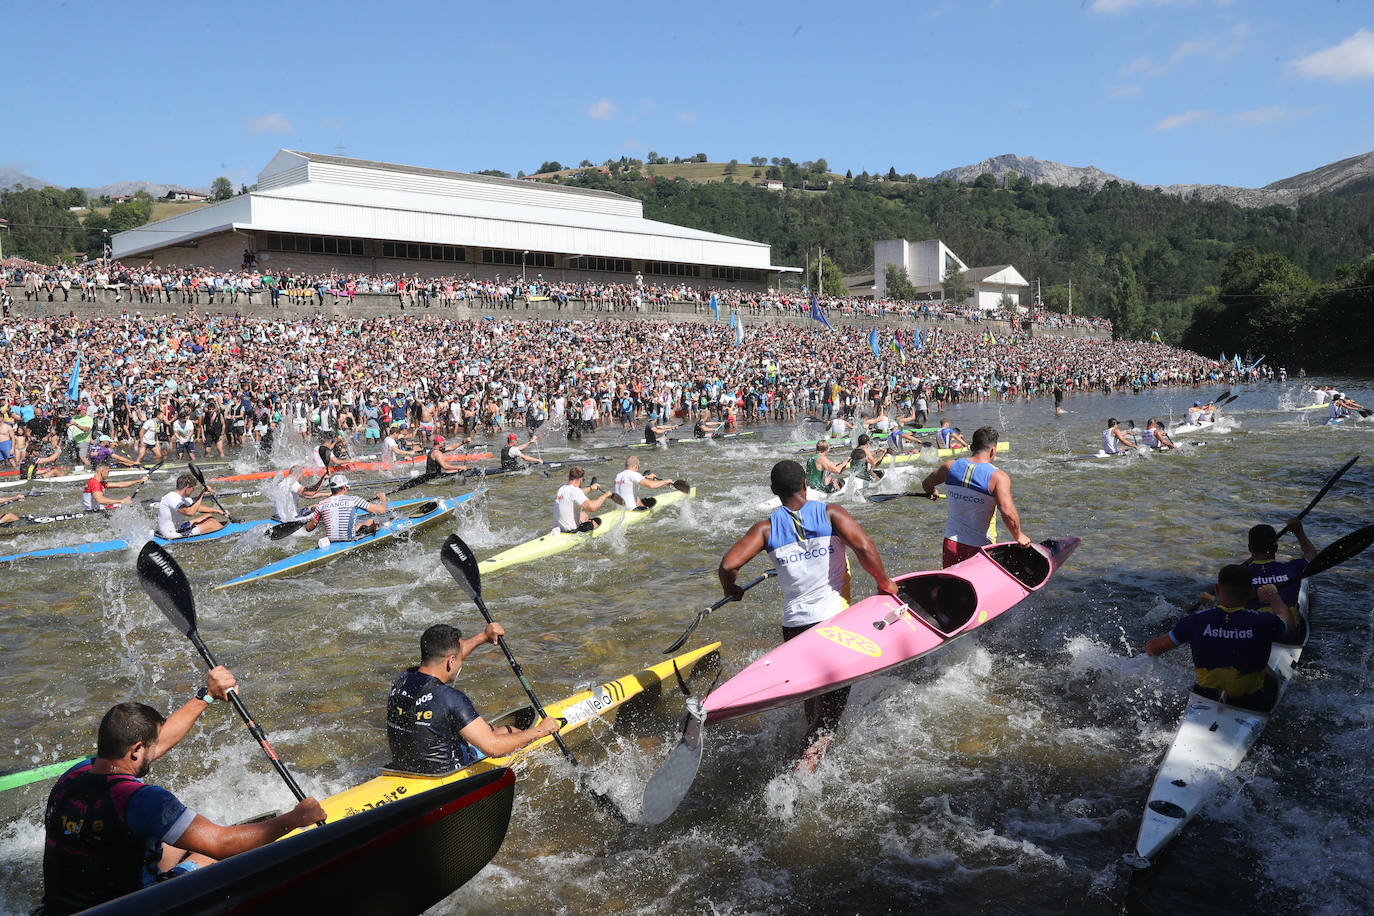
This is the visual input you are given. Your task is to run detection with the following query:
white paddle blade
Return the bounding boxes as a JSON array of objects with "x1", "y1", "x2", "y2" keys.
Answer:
[{"x1": 639, "y1": 708, "x2": 706, "y2": 825}]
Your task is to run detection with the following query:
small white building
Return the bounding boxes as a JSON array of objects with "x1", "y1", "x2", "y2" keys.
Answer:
[
  {"x1": 873, "y1": 238, "x2": 1028, "y2": 309},
  {"x1": 164, "y1": 189, "x2": 210, "y2": 202}
]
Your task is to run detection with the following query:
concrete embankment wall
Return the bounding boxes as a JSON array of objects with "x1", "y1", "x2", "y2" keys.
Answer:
[{"x1": 2, "y1": 286, "x2": 1109, "y2": 341}]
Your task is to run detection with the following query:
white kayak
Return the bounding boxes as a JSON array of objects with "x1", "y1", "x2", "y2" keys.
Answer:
[
  {"x1": 0, "y1": 467, "x2": 147, "y2": 491},
  {"x1": 1167, "y1": 417, "x2": 1231, "y2": 438},
  {"x1": 1123, "y1": 579, "x2": 1311, "y2": 869}
]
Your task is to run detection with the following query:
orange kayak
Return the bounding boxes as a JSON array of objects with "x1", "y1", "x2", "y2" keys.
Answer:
[{"x1": 210, "y1": 453, "x2": 492, "y2": 482}]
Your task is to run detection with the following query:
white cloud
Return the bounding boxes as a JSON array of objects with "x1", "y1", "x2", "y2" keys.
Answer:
[
  {"x1": 1231, "y1": 105, "x2": 1315, "y2": 125},
  {"x1": 585, "y1": 98, "x2": 619, "y2": 120},
  {"x1": 1120, "y1": 24, "x2": 1248, "y2": 78},
  {"x1": 244, "y1": 112, "x2": 294, "y2": 134},
  {"x1": 1154, "y1": 109, "x2": 1212, "y2": 130},
  {"x1": 1109, "y1": 84, "x2": 1145, "y2": 98},
  {"x1": 1291, "y1": 29, "x2": 1374, "y2": 82}
]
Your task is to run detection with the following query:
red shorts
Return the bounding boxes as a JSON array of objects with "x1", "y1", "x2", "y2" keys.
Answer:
[{"x1": 941, "y1": 538, "x2": 982, "y2": 568}]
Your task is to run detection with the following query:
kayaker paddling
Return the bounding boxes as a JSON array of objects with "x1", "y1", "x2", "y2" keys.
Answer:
[
  {"x1": 40, "y1": 669, "x2": 324, "y2": 916},
  {"x1": 1100, "y1": 418, "x2": 1138, "y2": 455},
  {"x1": 1144, "y1": 564, "x2": 1296, "y2": 711},
  {"x1": 427, "y1": 435, "x2": 473, "y2": 475},
  {"x1": 84, "y1": 462, "x2": 149, "y2": 512},
  {"x1": 156, "y1": 473, "x2": 228, "y2": 539},
  {"x1": 554, "y1": 466, "x2": 610, "y2": 532},
  {"x1": 499, "y1": 432, "x2": 541, "y2": 470},
  {"x1": 805, "y1": 440, "x2": 848, "y2": 494},
  {"x1": 386, "y1": 624, "x2": 561, "y2": 775},
  {"x1": 922, "y1": 426, "x2": 1028, "y2": 567},
  {"x1": 1240, "y1": 519, "x2": 1316, "y2": 619},
  {"x1": 718, "y1": 460, "x2": 898, "y2": 764},
  {"x1": 613, "y1": 456, "x2": 673, "y2": 509},
  {"x1": 305, "y1": 474, "x2": 387, "y2": 540},
  {"x1": 935, "y1": 419, "x2": 967, "y2": 452},
  {"x1": 1141, "y1": 418, "x2": 1177, "y2": 450}
]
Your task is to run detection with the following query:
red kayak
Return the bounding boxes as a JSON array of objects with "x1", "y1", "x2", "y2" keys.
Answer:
[{"x1": 211, "y1": 453, "x2": 492, "y2": 482}]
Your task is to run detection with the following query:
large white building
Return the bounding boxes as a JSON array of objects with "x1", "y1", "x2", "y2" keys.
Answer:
[
  {"x1": 113, "y1": 150, "x2": 791, "y2": 289},
  {"x1": 874, "y1": 238, "x2": 1029, "y2": 310}
]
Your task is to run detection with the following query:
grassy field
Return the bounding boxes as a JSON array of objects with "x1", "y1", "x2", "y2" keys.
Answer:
[{"x1": 84, "y1": 200, "x2": 209, "y2": 222}]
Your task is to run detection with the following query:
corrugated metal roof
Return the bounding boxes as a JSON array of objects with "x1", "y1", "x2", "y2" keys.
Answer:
[{"x1": 284, "y1": 150, "x2": 634, "y2": 204}]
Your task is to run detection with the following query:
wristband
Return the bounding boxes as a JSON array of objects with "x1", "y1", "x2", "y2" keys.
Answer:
[{"x1": 195, "y1": 685, "x2": 215, "y2": 705}]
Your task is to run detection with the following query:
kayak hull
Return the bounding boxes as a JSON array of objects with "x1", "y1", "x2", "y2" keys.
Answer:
[
  {"x1": 477, "y1": 486, "x2": 694, "y2": 575},
  {"x1": 0, "y1": 498, "x2": 435, "y2": 564},
  {"x1": 308, "y1": 643, "x2": 721, "y2": 821},
  {"x1": 1124, "y1": 579, "x2": 1311, "y2": 870},
  {"x1": 81, "y1": 767, "x2": 515, "y2": 916},
  {"x1": 212, "y1": 495, "x2": 470, "y2": 589},
  {"x1": 702, "y1": 537, "x2": 1080, "y2": 725}
]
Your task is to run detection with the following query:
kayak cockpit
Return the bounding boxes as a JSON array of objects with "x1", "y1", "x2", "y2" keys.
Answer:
[
  {"x1": 985, "y1": 542, "x2": 1052, "y2": 588},
  {"x1": 897, "y1": 575, "x2": 978, "y2": 635}
]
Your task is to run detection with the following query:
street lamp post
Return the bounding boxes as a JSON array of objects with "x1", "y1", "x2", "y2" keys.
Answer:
[{"x1": 522, "y1": 250, "x2": 529, "y2": 284}]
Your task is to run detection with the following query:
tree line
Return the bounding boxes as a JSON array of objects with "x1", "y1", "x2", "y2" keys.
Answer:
[{"x1": 553, "y1": 167, "x2": 1374, "y2": 368}]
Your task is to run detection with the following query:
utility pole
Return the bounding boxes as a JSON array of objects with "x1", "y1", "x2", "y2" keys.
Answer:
[
  {"x1": 1068, "y1": 278, "x2": 1073, "y2": 316},
  {"x1": 817, "y1": 246, "x2": 823, "y2": 298}
]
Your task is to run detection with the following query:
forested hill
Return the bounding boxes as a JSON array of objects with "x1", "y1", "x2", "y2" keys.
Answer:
[{"x1": 549, "y1": 168, "x2": 1374, "y2": 370}]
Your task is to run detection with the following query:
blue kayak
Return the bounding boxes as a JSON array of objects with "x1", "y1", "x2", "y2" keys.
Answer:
[
  {"x1": 213, "y1": 494, "x2": 471, "y2": 590},
  {"x1": 0, "y1": 497, "x2": 435, "y2": 563}
]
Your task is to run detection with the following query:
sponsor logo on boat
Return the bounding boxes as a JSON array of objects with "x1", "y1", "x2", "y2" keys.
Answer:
[
  {"x1": 563, "y1": 686, "x2": 615, "y2": 725},
  {"x1": 817, "y1": 625, "x2": 881, "y2": 657}
]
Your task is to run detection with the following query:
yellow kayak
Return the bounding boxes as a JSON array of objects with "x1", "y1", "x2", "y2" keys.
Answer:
[
  {"x1": 478, "y1": 487, "x2": 694, "y2": 576},
  {"x1": 936, "y1": 439, "x2": 1012, "y2": 460},
  {"x1": 297, "y1": 642, "x2": 722, "y2": 826}
]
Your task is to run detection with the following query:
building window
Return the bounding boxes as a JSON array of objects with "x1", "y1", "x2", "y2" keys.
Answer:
[
  {"x1": 710, "y1": 266, "x2": 743, "y2": 282},
  {"x1": 569, "y1": 256, "x2": 631, "y2": 273},
  {"x1": 380, "y1": 241, "x2": 466, "y2": 262},
  {"x1": 645, "y1": 261, "x2": 700, "y2": 278},
  {"x1": 482, "y1": 249, "x2": 555, "y2": 268},
  {"x1": 263, "y1": 233, "x2": 364, "y2": 256}
]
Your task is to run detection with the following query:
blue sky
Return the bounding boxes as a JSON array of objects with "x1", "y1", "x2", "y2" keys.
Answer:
[{"x1": 8, "y1": 0, "x2": 1372, "y2": 191}]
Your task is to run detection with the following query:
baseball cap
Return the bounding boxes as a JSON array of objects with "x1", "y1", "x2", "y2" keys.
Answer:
[
  {"x1": 433, "y1": 435, "x2": 445, "y2": 444},
  {"x1": 97, "y1": 434, "x2": 113, "y2": 442},
  {"x1": 507, "y1": 433, "x2": 517, "y2": 442},
  {"x1": 330, "y1": 473, "x2": 350, "y2": 489},
  {"x1": 1193, "y1": 401, "x2": 1201, "y2": 407}
]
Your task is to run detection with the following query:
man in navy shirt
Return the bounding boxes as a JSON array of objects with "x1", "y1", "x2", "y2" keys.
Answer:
[
  {"x1": 42, "y1": 667, "x2": 324, "y2": 915},
  {"x1": 1145, "y1": 564, "x2": 1297, "y2": 711},
  {"x1": 386, "y1": 624, "x2": 562, "y2": 775},
  {"x1": 1244, "y1": 518, "x2": 1316, "y2": 612}
]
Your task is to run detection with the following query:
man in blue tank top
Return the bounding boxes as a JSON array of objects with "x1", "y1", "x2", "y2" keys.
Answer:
[
  {"x1": 1144, "y1": 565, "x2": 1296, "y2": 711},
  {"x1": 920, "y1": 426, "x2": 1030, "y2": 567},
  {"x1": 42, "y1": 670, "x2": 325, "y2": 915},
  {"x1": 718, "y1": 461, "x2": 897, "y2": 758}
]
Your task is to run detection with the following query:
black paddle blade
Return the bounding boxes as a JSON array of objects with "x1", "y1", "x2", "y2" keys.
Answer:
[
  {"x1": 639, "y1": 706, "x2": 706, "y2": 825},
  {"x1": 265, "y1": 520, "x2": 306, "y2": 541},
  {"x1": 187, "y1": 461, "x2": 207, "y2": 488},
  {"x1": 672, "y1": 479, "x2": 692, "y2": 494},
  {"x1": 1303, "y1": 524, "x2": 1374, "y2": 579},
  {"x1": 136, "y1": 542, "x2": 197, "y2": 636},
  {"x1": 440, "y1": 534, "x2": 481, "y2": 600}
]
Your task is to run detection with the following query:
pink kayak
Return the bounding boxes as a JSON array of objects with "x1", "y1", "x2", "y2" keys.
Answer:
[
  {"x1": 703, "y1": 537, "x2": 1081, "y2": 724},
  {"x1": 639, "y1": 537, "x2": 1081, "y2": 824}
]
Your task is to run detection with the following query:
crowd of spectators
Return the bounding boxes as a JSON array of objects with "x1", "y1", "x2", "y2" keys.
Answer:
[
  {"x1": 2, "y1": 260, "x2": 1112, "y2": 333},
  {"x1": 0, "y1": 300, "x2": 1208, "y2": 472}
]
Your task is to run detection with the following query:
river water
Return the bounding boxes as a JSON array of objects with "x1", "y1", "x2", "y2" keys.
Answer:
[{"x1": 1, "y1": 380, "x2": 1371, "y2": 915}]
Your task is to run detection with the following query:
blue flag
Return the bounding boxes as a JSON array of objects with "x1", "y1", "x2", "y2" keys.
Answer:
[
  {"x1": 67, "y1": 355, "x2": 81, "y2": 402},
  {"x1": 728, "y1": 312, "x2": 736, "y2": 331},
  {"x1": 709, "y1": 294, "x2": 719, "y2": 321},
  {"x1": 914, "y1": 328, "x2": 923, "y2": 350},
  {"x1": 809, "y1": 296, "x2": 836, "y2": 332},
  {"x1": 868, "y1": 326, "x2": 880, "y2": 359},
  {"x1": 735, "y1": 312, "x2": 744, "y2": 347}
]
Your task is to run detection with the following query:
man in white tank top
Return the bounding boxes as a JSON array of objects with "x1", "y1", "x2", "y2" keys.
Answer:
[{"x1": 718, "y1": 460, "x2": 898, "y2": 759}]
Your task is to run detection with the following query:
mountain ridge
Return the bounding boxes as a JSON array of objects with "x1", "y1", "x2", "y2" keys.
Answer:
[{"x1": 933, "y1": 151, "x2": 1374, "y2": 207}]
